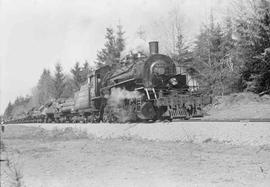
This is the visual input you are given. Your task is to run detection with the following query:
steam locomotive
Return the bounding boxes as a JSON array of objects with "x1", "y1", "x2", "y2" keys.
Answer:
[{"x1": 8, "y1": 41, "x2": 211, "y2": 124}]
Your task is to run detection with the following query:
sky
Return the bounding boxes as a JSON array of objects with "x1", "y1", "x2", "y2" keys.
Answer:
[{"x1": 0, "y1": 0, "x2": 233, "y2": 114}]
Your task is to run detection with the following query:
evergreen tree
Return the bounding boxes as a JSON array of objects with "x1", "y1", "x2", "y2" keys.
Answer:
[
  {"x1": 54, "y1": 63, "x2": 65, "y2": 99},
  {"x1": 171, "y1": 33, "x2": 191, "y2": 66},
  {"x1": 235, "y1": 0, "x2": 270, "y2": 93},
  {"x1": 4, "y1": 102, "x2": 13, "y2": 119},
  {"x1": 163, "y1": 10, "x2": 192, "y2": 70},
  {"x1": 61, "y1": 76, "x2": 75, "y2": 98},
  {"x1": 71, "y1": 62, "x2": 83, "y2": 90},
  {"x1": 116, "y1": 23, "x2": 125, "y2": 57},
  {"x1": 11, "y1": 96, "x2": 31, "y2": 118},
  {"x1": 35, "y1": 69, "x2": 55, "y2": 105},
  {"x1": 192, "y1": 14, "x2": 238, "y2": 95},
  {"x1": 81, "y1": 61, "x2": 90, "y2": 83},
  {"x1": 96, "y1": 25, "x2": 125, "y2": 67},
  {"x1": 221, "y1": 16, "x2": 243, "y2": 92},
  {"x1": 71, "y1": 61, "x2": 92, "y2": 90},
  {"x1": 96, "y1": 27, "x2": 117, "y2": 67}
]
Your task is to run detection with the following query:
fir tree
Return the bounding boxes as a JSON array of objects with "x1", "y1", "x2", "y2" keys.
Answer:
[
  {"x1": 54, "y1": 63, "x2": 65, "y2": 99},
  {"x1": 61, "y1": 76, "x2": 75, "y2": 98},
  {"x1": 35, "y1": 69, "x2": 55, "y2": 105},
  {"x1": 116, "y1": 23, "x2": 125, "y2": 57},
  {"x1": 81, "y1": 61, "x2": 90, "y2": 83},
  {"x1": 96, "y1": 27, "x2": 117, "y2": 67},
  {"x1": 235, "y1": 0, "x2": 270, "y2": 93},
  {"x1": 71, "y1": 61, "x2": 92, "y2": 90},
  {"x1": 4, "y1": 102, "x2": 13, "y2": 119},
  {"x1": 71, "y1": 62, "x2": 83, "y2": 90},
  {"x1": 192, "y1": 14, "x2": 238, "y2": 95},
  {"x1": 96, "y1": 25, "x2": 125, "y2": 67},
  {"x1": 172, "y1": 33, "x2": 191, "y2": 66}
]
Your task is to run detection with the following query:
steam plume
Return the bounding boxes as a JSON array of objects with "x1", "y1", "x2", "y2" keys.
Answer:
[{"x1": 106, "y1": 88, "x2": 142, "y2": 122}]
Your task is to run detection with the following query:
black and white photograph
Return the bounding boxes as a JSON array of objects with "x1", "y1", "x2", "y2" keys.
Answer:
[{"x1": 1, "y1": 0, "x2": 270, "y2": 186}]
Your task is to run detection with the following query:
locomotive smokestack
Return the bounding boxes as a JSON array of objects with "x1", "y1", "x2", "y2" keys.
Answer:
[{"x1": 149, "y1": 41, "x2": 159, "y2": 55}]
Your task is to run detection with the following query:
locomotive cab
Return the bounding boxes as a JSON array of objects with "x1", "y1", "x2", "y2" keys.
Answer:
[{"x1": 88, "y1": 66, "x2": 110, "y2": 110}]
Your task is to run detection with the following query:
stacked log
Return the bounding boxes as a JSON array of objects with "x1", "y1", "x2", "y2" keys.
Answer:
[
  {"x1": 61, "y1": 98, "x2": 75, "y2": 112},
  {"x1": 74, "y1": 84, "x2": 90, "y2": 110}
]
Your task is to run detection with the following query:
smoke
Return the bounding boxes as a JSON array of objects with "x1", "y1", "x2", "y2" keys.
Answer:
[
  {"x1": 105, "y1": 88, "x2": 142, "y2": 122},
  {"x1": 108, "y1": 88, "x2": 141, "y2": 105},
  {"x1": 121, "y1": 38, "x2": 149, "y2": 58}
]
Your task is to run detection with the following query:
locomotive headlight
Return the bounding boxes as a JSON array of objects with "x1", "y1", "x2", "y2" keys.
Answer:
[{"x1": 170, "y1": 77, "x2": 178, "y2": 86}]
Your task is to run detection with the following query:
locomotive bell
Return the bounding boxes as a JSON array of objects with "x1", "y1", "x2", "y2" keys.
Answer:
[{"x1": 149, "y1": 41, "x2": 159, "y2": 55}]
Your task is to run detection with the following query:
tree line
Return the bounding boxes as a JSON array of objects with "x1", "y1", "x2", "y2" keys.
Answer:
[
  {"x1": 171, "y1": 0, "x2": 270, "y2": 95},
  {"x1": 3, "y1": 24, "x2": 125, "y2": 120},
  {"x1": 4, "y1": 61, "x2": 91, "y2": 119},
  {"x1": 4, "y1": 0, "x2": 270, "y2": 119}
]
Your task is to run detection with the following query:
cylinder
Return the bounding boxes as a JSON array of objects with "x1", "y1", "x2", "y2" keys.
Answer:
[{"x1": 149, "y1": 41, "x2": 159, "y2": 55}]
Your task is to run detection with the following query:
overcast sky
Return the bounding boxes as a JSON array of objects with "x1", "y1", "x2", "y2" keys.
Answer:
[{"x1": 0, "y1": 0, "x2": 233, "y2": 114}]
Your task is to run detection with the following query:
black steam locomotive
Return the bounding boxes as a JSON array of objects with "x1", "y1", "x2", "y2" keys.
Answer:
[
  {"x1": 8, "y1": 41, "x2": 210, "y2": 124},
  {"x1": 70, "y1": 41, "x2": 210, "y2": 123}
]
